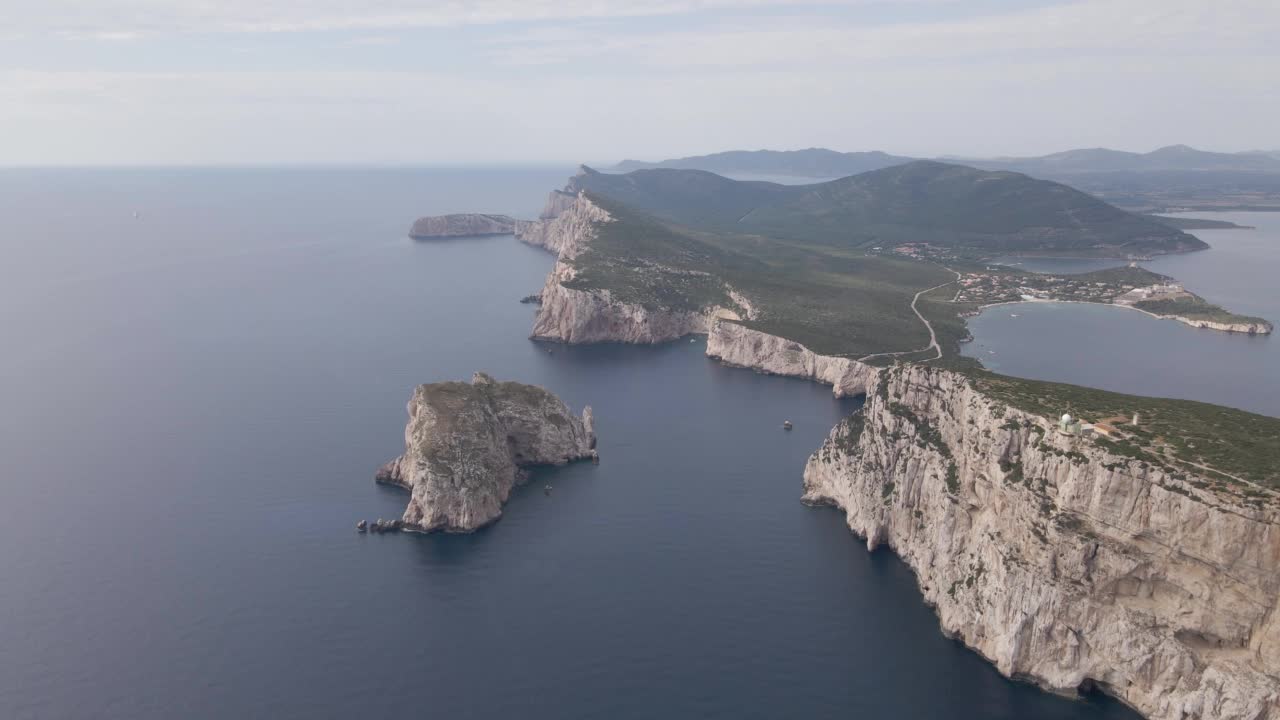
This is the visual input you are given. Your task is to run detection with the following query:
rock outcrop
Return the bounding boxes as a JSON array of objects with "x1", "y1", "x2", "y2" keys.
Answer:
[
  {"x1": 375, "y1": 372, "x2": 596, "y2": 532},
  {"x1": 706, "y1": 319, "x2": 878, "y2": 398},
  {"x1": 409, "y1": 213, "x2": 516, "y2": 239},
  {"x1": 516, "y1": 188, "x2": 751, "y2": 344},
  {"x1": 1165, "y1": 316, "x2": 1273, "y2": 335},
  {"x1": 803, "y1": 365, "x2": 1280, "y2": 720}
]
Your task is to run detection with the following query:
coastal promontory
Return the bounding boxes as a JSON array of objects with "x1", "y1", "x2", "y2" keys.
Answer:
[
  {"x1": 375, "y1": 372, "x2": 596, "y2": 532},
  {"x1": 408, "y1": 213, "x2": 517, "y2": 239}
]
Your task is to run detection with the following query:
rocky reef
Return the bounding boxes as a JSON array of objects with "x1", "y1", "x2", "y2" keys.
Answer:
[
  {"x1": 803, "y1": 365, "x2": 1280, "y2": 720},
  {"x1": 375, "y1": 372, "x2": 596, "y2": 532},
  {"x1": 409, "y1": 213, "x2": 517, "y2": 239}
]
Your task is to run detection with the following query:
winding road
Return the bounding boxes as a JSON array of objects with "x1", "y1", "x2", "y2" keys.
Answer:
[{"x1": 857, "y1": 268, "x2": 961, "y2": 363}]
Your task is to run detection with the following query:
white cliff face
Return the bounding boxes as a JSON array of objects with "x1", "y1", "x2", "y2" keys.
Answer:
[
  {"x1": 518, "y1": 192, "x2": 751, "y2": 344},
  {"x1": 803, "y1": 365, "x2": 1280, "y2": 720},
  {"x1": 514, "y1": 192, "x2": 612, "y2": 258},
  {"x1": 375, "y1": 372, "x2": 596, "y2": 533},
  {"x1": 1166, "y1": 316, "x2": 1273, "y2": 335},
  {"x1": 705, "y1": 319, "x2": 878, "y2": 398}
]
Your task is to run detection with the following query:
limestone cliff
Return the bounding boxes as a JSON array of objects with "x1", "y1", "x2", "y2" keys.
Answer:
[
  {"x1": 705, "y1": 319, "x2": 878, "y2": 398},
  {"x1": 375, "y1": 372, "x2": 596, "y2": 532},
  {"x1": 803, "y1": 365, "x2": 1280, "y2": 720},
  {"x1": 516, "y1": 191, "x2": 751, "y2": 344},
  {"x1": 409, "y1": 213, "x2": 516, "y2": 239},
  {"x1": 1166, "y1": 316, "x2": 1273, "y2": 335}
]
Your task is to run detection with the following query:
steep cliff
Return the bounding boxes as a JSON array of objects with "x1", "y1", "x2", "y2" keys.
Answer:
[
  {"x1": 375, "y1": 372, "x2": 596, "y2": 532},
  {"x1": 803, "y1": 365, "x2": 1280, "y2": 720},
  {"x1": 409, "y1": 213, "x2": 516, "y2": 238},
  {"x1": 517, "y1": 192, "x2": 751, "y2": 344},
  {"x1": 705, "y1": 319, "x2": 878, "y2": 398}
]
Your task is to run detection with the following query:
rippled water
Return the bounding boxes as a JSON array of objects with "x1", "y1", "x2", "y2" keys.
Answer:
[{"x1": 0, "y1": 168, "x2": 1137, "y2": 719}]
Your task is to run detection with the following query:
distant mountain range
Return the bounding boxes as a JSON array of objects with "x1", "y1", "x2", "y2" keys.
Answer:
[
  {"x1": 612, "y1": 145, "x2": 1280, "y2": 179},
  {"x1": 613, "y1": 149, "x2": 916, "y2": 178},
  {"x1": 574, "y1": 160, "x2": 1202, "y2": 257}
]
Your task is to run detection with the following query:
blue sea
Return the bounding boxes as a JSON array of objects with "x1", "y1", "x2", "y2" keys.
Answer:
[
  {"x1": 968, "y1": 212, "x2": 1280, "y2": 417},
  {"x1": 0, "y1": 167, "x2": 1142, "y2": 719}
]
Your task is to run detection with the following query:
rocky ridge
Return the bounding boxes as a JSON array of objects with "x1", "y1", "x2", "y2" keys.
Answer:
[
  {"x1": 409, "y1": 213, "x2": 517, "y2": 239},
  {"x1": 803, "y1": 364, "x2": 1280, "y2": 720},
  {"x1": 515, "y1": 185, "x2": 753, "y2": 344},
  {"x1": 375, "y1": 372, "x2": 596, "y2": 532}
]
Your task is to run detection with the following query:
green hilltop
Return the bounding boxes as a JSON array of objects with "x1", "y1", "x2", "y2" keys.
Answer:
[{"x1": 574, "y1": 161, "x2": 1204, "y2": 257}]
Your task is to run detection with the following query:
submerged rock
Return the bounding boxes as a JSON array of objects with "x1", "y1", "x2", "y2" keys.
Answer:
[{"x1": 375, "y1": 372, "x2": 596, "y2": 533}]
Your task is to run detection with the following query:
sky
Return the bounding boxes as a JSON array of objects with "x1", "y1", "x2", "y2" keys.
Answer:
[{"x1": 0, "y1": 0, "x2": 1277, "y2": 165}]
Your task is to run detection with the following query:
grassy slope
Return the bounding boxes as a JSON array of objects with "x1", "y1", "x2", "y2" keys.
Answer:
[
  {"x1": 573, "y1": 194, "x2": 948, "y2": 356},
  {"x1": 970, "y1": 371, "x2": 1280, "y2": 491},
  {"x1": 558, "y1": 167, "x2": 1277, "y2": 490},
  {"x1": 1133, "y1": 297, "x2": 1271, "y2": 327},
  {"x1": 578, "y1": 162, "x2": 1203, "y2": 257}
]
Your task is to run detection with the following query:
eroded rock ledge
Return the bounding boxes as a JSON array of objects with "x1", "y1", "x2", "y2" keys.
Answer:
[
  {"x1": 803, "y1": 365, "x2": 1280, "y2": 720},
  {"x1": 375, "y1": 372, "x2": 596, "y2": 532},
  {"x1": 409, "y1": 213, "x2": 517, "y2": 239},
  {"x1": 705, "y1": 319, "x2": 878, "y2": 398}
]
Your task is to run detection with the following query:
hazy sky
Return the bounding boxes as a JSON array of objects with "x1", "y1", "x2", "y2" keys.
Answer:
[{"x1": 1, "y1": 0, "x2": 1276, "y2": 165}]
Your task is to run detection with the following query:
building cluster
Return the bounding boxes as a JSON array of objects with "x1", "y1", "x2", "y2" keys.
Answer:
[
  {"x1": 1113, "y1": 283, "x2": 1188, "y2": 306},
  {"x1": 954, "y1": 271, "x2": 1147, "y2": 306},
  {"x1": 1058, "y1": 412, "x2": 1139, "y2": 440}
]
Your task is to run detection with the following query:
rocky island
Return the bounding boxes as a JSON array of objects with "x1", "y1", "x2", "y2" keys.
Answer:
[
  {"x1": 409, "y1": 213, "x2": 517, "y2": 239},
  {"x1": 374, "y1": 372, "x2": 596, "y2": 532}
]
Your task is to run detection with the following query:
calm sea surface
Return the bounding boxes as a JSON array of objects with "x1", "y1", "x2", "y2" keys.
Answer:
[
  {"x1": 0, "y1": 168, "x2": 1139, "y2": 719},
  {"x1": 969, "y1": 212, "x2": 1280, "y2": 417}
]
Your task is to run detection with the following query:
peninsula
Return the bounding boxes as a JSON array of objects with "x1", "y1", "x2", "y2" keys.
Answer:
[
  {"x1": 409, "y1": 213, "x2": 518, "y2": 239},
  {"x1": 374, "y1": 372, "x2": 596, "y2": 533},
  {"x1": 505, "y1": 163, "x2": 1280, "y2": 719},
  {"x1": 946, "y1": 264, "x2": 1273, "y2": 335}
]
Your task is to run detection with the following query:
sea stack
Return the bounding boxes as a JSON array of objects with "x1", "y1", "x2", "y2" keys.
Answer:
[{"x1": 374, "y1": 372, "x2": 596, "y2": 533}]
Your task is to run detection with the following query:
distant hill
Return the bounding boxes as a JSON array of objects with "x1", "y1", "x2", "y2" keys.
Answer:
[
  {"x1": 610, "y1": 145, "x2": 1280, "y2": 179},
  {"x1": 612, "y1": 148, "x2": 915, "y2": 178},
  {"x1": 970, "y1": 145, "x2": 1280, "y2": 175},
  {"x1": 573, "y1": 161, "x2": 1203, "y2": 257}
]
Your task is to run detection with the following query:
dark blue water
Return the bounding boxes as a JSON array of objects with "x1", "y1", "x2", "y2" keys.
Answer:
[
  {"x1": 968, "y1": 212, "x2": 1280, "y2": 417},
  {"x1": 0, "y1": 168, "x2": 1137, "y2": 719}
]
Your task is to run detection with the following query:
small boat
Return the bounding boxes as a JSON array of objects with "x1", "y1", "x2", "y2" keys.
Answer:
[
  {"x1": 1010, "y1": 313, "x2": 1019, "y2": 318},
  {"x1": 544, "y1": 484, "x2": 552, "y2": 495},
  {"x1": 783, "y1": 420, "x2": 793, "y2": 431}
]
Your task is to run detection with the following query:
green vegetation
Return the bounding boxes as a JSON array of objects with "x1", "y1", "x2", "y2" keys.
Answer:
[
  {"x1": 572, "y1": 194, "x2": 947, "y2": 356},
  {"x1": 970, "y1": 371, "x2": 1280, "y2": 487},
  {"x1": 1133, "y1": 296, "x2": 1271, "y2": 328},
  {"x1": 574, "y1": 162, "x2": 1201, "y2": 258},
  {"x1": 1141, "y1": 214, "x2": 1249, "y2": 230}
]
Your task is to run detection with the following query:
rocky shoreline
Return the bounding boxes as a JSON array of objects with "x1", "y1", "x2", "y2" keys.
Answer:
[
  {"x1": 375, "y1": 372, "x2": 597, "y2": 533},
  {"x1": 508, "y1": 175, "x2": 1280, "y2": 718},
  {"x1": 803, "y1": 365, "x2": 1280, "y2": 720}
]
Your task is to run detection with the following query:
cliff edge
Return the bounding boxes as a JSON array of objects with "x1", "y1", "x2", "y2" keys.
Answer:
[
  {"x1": 804, "y1": 365, "x2": 1280, "y2": 719},
  {"x1": 375, "y1": 372, "x2": 596, "y2": 532}
]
